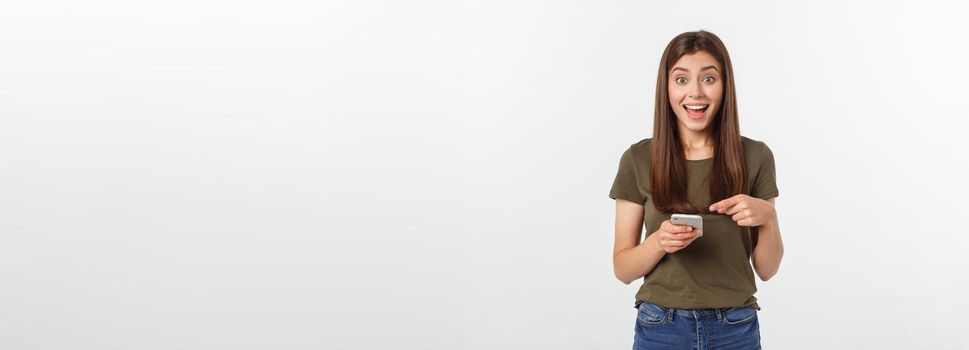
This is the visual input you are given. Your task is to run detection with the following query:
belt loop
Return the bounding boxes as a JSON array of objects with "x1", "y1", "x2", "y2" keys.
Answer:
[
  {"x1": 692, "y1": 309, "x2": 698, "y2": 320},
  {"x1": 666, "y1": 306, "x2": 673, "y2": 322},
  {"x1": 716, "y1": 308, "x2": 724, "y2": 321}
]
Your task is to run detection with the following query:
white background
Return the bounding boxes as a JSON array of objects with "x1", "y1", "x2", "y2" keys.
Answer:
[{"x1": 1, "y1": 0, "x2": 967, "y2": 349}]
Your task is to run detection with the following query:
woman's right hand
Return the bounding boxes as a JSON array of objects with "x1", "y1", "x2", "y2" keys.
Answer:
[{"x1": 652, "y1": 220, "x2": 702, "y2": 254}]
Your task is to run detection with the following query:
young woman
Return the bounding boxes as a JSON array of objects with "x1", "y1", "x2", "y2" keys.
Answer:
[{"x1": 609, "y1": 30, "x2": 784, "y2": 349}]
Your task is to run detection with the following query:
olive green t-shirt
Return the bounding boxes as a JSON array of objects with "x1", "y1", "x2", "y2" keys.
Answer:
[{"x1": 609, "y1": 136, "x2": 779, "y2": 310}]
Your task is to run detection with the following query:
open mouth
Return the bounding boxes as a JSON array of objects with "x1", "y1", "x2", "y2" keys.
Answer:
[{"x1": 683, "y1": 104, "x2": 709, "y2": 119}]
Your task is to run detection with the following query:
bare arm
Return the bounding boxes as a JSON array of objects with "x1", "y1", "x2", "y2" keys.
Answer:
[
  {"x1": 612, "y1": 199, "x2": 667, "y2": 285},
  {"x1": 751, "y1": 197, "x2": 784, "y2": 281}
]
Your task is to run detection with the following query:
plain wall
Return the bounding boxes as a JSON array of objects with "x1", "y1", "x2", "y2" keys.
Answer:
[{"x1": 1, "y1": 0, "x2": 967, "y2": 349}]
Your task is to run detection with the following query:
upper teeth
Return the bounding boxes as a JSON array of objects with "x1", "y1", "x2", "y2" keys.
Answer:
[{"x1": 685, "y1": 105, "x2": 708, "y2": 110}]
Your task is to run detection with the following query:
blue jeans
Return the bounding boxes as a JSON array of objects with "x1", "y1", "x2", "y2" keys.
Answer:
[{"x1": 632, "y1": 301, "x2": 761, "y2": 350}]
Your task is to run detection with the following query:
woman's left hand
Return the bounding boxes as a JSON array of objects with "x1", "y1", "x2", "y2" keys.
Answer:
[{"x1": 709, "y1": 194, "x2": 776, "y2": 227}]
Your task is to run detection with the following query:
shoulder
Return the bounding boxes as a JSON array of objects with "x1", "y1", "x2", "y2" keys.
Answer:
[
  {"x1": 740, "y1": 135, "x2": 773, "y2": 159},
  {"x1": 626, "y1": 138, "x2": 652, "y2": 159},
  {"x1": 618, "y1": 138, "x2": 652, "y2": 173}
]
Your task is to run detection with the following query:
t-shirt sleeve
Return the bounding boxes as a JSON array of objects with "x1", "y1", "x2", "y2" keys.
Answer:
[
  {"x1": 750, "y1": 142, "x2": 779, "y2": 200},
  {"x1": 609, "y1": 147, "x2": 646, "y2": 204}
]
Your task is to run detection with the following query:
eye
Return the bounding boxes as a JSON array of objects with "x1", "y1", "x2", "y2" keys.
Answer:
[
  {"x1": 703, "y1": 76, "x2": 716, "y2": 84},
  {"x1": 675, "y1": 77, "x2": 687, "y2": 84}
]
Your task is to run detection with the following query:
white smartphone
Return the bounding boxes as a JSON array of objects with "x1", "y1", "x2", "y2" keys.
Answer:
[{"x1": 670, "y1": 214, "x2": 703, "y2": 237}]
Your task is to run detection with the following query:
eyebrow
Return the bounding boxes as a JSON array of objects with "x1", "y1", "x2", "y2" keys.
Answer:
[{"x1": 671, "y1": 65, "x2": 719, "y2": 74}]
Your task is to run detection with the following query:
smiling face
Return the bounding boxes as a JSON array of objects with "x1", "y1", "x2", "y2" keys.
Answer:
[{"x1": 667, "y1": 51, "x2": 724, "y2": 136}]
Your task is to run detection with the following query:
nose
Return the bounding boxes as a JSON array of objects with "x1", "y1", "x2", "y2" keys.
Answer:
[{"x1": 689, "y1": 81, "x2": 705, "y2": 99}]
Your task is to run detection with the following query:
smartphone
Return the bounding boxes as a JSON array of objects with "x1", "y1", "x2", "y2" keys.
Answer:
[{"x1": 671, "y1": 214, "x2": 703, "y2": 237}]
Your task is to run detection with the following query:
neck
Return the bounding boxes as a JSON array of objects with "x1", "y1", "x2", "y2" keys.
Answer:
[{"x1": 678, "y1": 129, "x2": 713, "y2": 151}]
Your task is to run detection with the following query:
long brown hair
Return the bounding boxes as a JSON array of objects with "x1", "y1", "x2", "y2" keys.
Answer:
[{"x1": 650, "y1": 30, "x2": 745, "y2": 214}]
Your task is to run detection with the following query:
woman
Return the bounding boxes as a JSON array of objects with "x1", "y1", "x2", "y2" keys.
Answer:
[{"x1": 609, "y1": 30, "x2": 784, "y2": 349}]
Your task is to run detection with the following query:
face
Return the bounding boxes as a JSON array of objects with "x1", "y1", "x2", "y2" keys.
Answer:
[{"x1": 667, "y1": 51, "x2": 724, "y2": 135}]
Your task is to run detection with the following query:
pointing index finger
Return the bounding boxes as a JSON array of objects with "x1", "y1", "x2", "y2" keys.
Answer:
[{"x1": 710, "y1": 195, "x2": 741, "y2": 212}]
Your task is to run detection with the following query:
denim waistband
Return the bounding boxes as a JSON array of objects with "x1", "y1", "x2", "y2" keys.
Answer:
[
  {"x1": 638, "y1": 301, "x2": 730, "y2": 320},
  {"x1": 670, "y1": 307, "x2": 725, "y2": 320}
]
